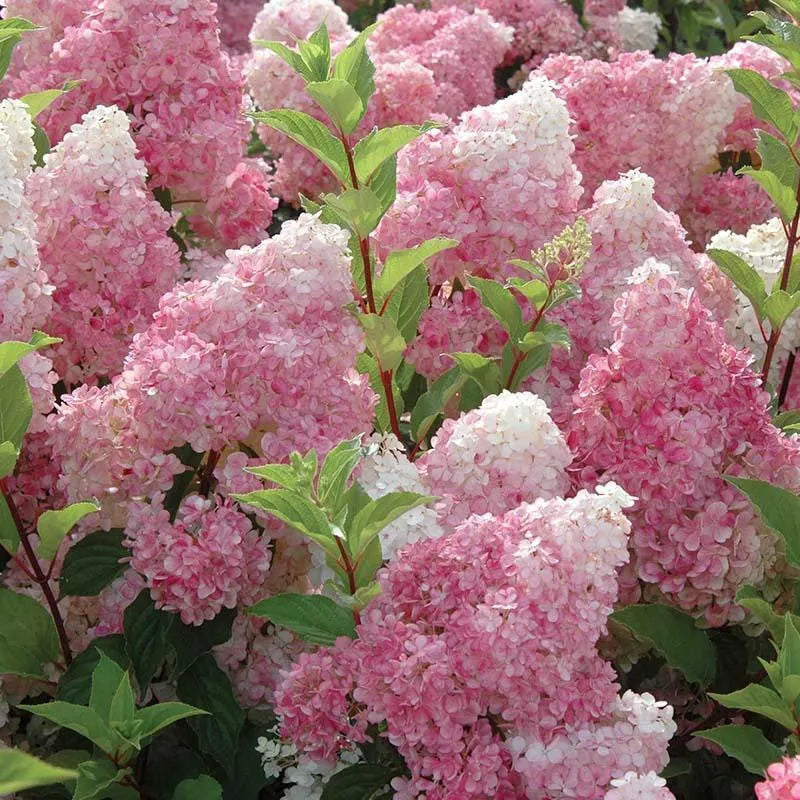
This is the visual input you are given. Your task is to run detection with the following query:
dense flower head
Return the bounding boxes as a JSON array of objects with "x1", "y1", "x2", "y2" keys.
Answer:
[
  {"x1": 615, "y1": 7, "x2": 661, "y2": 52},
  {"x1": 540, "y1": 51, "x2": 737, "y2": 213},
  {"x1": 0, "y1": 98, "x2": 53, "y2": 341},
  {"x1": 376, "y1": 74, "x2": 583, "y2": 285},
  {"x1": 49, "y1": 214, "x2": 376, "y2": 517},
  {"x1": 369, "y1": 6, "x2": 512, "y2": 120},
  {"x1": 418, "y1": 391, "x2": 573, "y2": 529},
  {"x1": 215, "y1": 0, "x2": 266, "y2": 53},
  {"x1": 756, "y1": 756, "x2": 800, "y2": 800},
  {"x1": 568, "y1": 262, "x2": 800, "y2": 623},
  {"x1": 26, "y1": 105, "x2": 183, "y2": 384},
  {"x1": 9, "y1": 0, "x2": 273, "y2": 244},
  {"x1": 125, "y1": 494, "x2": 271, "y2": 625},
  {"x1": 277, "y1": 485, "x2": 676, "y2": 798},
  {"x1": 604, "y1": 771, "x2": 676, "y2": 799},
  {"x1": 708, "y1": 218, "x2": 798, "y2": 384}
]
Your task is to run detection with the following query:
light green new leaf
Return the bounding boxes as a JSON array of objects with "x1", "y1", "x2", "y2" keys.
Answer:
[
  {"x1": 736, "y1": 585, "x2": 785, "y2": 641},
  {"x1": 707, "y1": 248, "x2": 768, "y2": 320},
  {"x1": 468, "y1": 276, "x2": 524, "y2": 340},
  {"x1": 353, "y1": 124, "x2": 439, "y2": 185},
  {"x1": 318, "y1": 437, "x2": 363, "y2": 511},
  {"x1": 322, "y1": 187, "x2": 383, "y2": 236},
  {"x1": 357, "y1": 313, "x2": 406, "y2": 372},
  {"x1": 89, "y1": 655, "x2": 129, "y2": 724},
  {"x1": 36, "y1": 501, "x2": 100, "y2": 560},
  {"x1": 725, "y1": 476, "x2": 800, "y2": 568},
  {"x1": 135, "y1": 702, "x2": 209, "y2": 740},
  {"x1": 18, "y1": 702, "x2": 116, "y2": 752},
  {"x1": 448, "y1": 352, "x2": 503, "y2": 396},
  {"x1": 173, "y1": 775, "x2": 223, "y2": 800},
  {"x1": 234, "y1": 488, "x2": 338, "y2": 557},
  {"x1": 0, "y1": 331, "x2": 61, "y2": 378},
  {"x1": 19, "y1": 86, "x2": 75, "y2": 119},
  {"x1": 764, "y1": 289, "x2": 800, "y2": 329},
  {"x1": 781, "y1": 614, "x2": 800, "y2": 680},
  {"x1": 248, "y1": 109, "x2": 348, "y2": 184},
  {"x1": 375, "y1": 238, "x2": 457, "y2": 300},
  {"x1": 0, "y1": 365, "x2": 32, "y2": 450},
  {"x1": 384, "y1": 264, "x2": 429, "y2": 343},
  {"x1": 0, "y1": 588, "x2": 60, "y2": 678},
  {"x1": 726, "y1": 68, "x2": 798, "y2": 143},
  {"x1": 73, "y1": 759, "x2": 127, "y2": 800},
  {"x1": 711, "y1": 684, "x2": 797, "y2": 730},
  {"x1": 695, "y1": 724, "x2": 782, "y2": 776},
  {"x1": 349, "y1": 491, "x2": 434, "y2": 554},
  {"x1": 611, "y1": 603, "x2": 716, "y2": 686},
  {"x1": 331, "y1": 25, "x2": 376, "y2": 109},
  {"x1": 0, "y1": 749, "x2": 77, "y2": 794},
  {"x1": 307, "y1": 79, "x2": 364, "y2": 135},
  {"x1": 0, "y1": 440, "x2": 18, "y2": 479},
  {"x1": 254, "y1": 40, "x2": 309, "y2": 78},
  {"x1": 247, "y1": 593, "x2": 356, "y2": 644},
  {"x1": 244, "y1": 463, "x2": 300, "y2": 490}
]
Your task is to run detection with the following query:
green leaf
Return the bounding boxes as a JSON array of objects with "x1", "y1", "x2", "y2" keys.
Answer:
[
  {"x1": 0, "y1": 331, "x2": 60, "y2": 377},
  {"x1": 318, "y1": 437, "x2": 363, "y2": 511},
  {"x1": 611, "y1": 603, "x2": 716, "y2": 686},
  {"x1": 19, "y1": 87, "x2": 73, "y2": 119},
  {"x1": 707, "y1": 249, "x2": 768, "y2": 320},
  {"x1": 375, "y1": 238, "x2": 457, "y2": 300},
  {"x1": 367, "y1": 155, "x2": 397, "y2": 217},
  {"x1": 410, "y1": 368, "x2": 467, "y2": 443},
  {"x1": 36, "y1": 501, "x2": 100, "y2": 560},
  {"x1": 57, "y1": 636, "x2": 130, "y2": 705},
  {"x1": 73, "y1": 759, "x2": 126, "y2": 800},
  {"x1": 0, "y1": 439, "x2": 18, "y2": 479},
  {"x1": 740, "y1": 166, "x2": 798, "y2": 223},
  {"x1": 736, "y1": 585, "x2": 785, "y2": 641},
  {"x1": 695, "y1": 724, "x2": 782, "y2": 775},
  {"x1": 384, "y1": 264, "x2": 429, "y2": 343},
  {"x1": 322, "y1": 187, "x2": 383, "y2": 236},
  {"x1": 349, "y1": 492, "x2": 434, "y2": 555},
  {"x1": 725, "y1": 476, "x2": 800, "y2": 568},
  {"x1": 353, "y1": 124, "x2": 439, "y2": 185},
  {"x1": 726, "y1": 68, "x2": 798, "y2": 143},
  {"x1": 307, "y1": 79, "x2": 364, "y2": 135},
  {"x1": 247, "y1": 593, "x2": 356, "y2": 644},
  {"x1": 0, "y1": 587, "x2": 60, "y2": 678},
  {"x1": 447, "y1": 353, "x2": 503, "y2": 396},
  {"x1": 468, "y1": 276, "x2": 523, "y2": 340},
  {"x1": 176, "y1": 655, "x2": 245, "y2": 771},
  {"x1": 18, "y1": 702, "x2": 116, "y2": 752},
  {"x1": 297, "y1": 28, "x2": 331, "y2": 83},
  {"x1": 221, "y1": 723, "x2": 276, "y2": 800},
  {"x1": 248, "y1": 109, "x2": 348, "y2": 184},
  {"x1": 173, "y1": 775, "x2": 223, "y2": 800},
  {"x1": 764, "y1": 289, "x2": 800, "y2": 329},
  {"x1": 0, "y1": 365, "x2": 32, "y2": 449},
  {"x1": 243, "y1": 463, "x2": 300, "y2": 489},
  {"x1": 659, "y1": 758, "x2": 692, "y2": 779},
  {"x1": 775, "y1": 409, "x2": 800, "y2": 430},
  {"x1": 710, "y1": 684, "x2": 797, "y2": 730},
  {"x1": 135, "y1": 702, "x2": 209, "y2": 740},
  {"x1": 320, "y1": 763, "x2": 400, "y2": 800},
  {"x1": 782, "y1": 613, "x2": 800, "y2": 678},
  {"x1": 123, "y1": 591, "x2": 175, "y2": 690},
  {"x1": 509, "y1": 278, "x2": 549, "y2": 308},
  {"x1": 0, "y1": 749, "x2": 77, "y2": 794},
  {"x1": 89, "y1": 654, "x2": 130, "y2": 723},
  {"x1": 0, "y1": 491, "x2": 17, "y2": 553},
  {"x1": 331, "y1": 25, "x2": 376, "y2": 110},
  {"x1": 254, "y1": 40, "x2": 309, "y2": 79},
  {"x1": 234, "y1": 488, "x2": 338, "y2": 557},
  {"x1": 168, "y1": 608, "x2": 236, "y2": 676},
  {"x1": 504, "y1": 343, "x2": 551, "y2": 391},
  {"x1": 60, "y1": 529, "x2": 127, "y2": 596},
  {"x1": 0, "y1": 18, "x2": 39, "y2": 81},
  {"x1": 357, "y1": 313, "x2": 406, "y2": 372}
]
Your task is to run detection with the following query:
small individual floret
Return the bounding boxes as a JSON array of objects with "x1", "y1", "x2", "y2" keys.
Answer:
[
  {"x1": 418, "y1": 391, "x2": 573, "y2": 529},
  {"x1": 126, "y1": 495, "x2": 272, "y2": 625},
  {"x1": 26, "y1": 106, "x2": 183, "y2": 384},
  {"x1": 756, "y1": 756, "x2": 800, "y2": 799}
]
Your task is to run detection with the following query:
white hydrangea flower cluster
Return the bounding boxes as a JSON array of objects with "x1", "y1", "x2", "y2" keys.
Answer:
[
  {"x1": 708, "y1": 218, "x2": 798, "y2": 380},
  {"x1": 357, "y1": 434, "x2": 445, "y2": 560},
  {"x1": 418, "y1": 391, "x2": 573, "y2": 529},
  {"x1": 605, "y1": 771, "x2": 676, "y2": 799},
  {"x1": 0, "y1": 98, "x2": 54, "y2": 341},
  {"x1": 616, "y1": 7, "x2": 662, "y2": 53},
  {"x1": 256, "y1": 729, "x2": 360, "y2": 800}
]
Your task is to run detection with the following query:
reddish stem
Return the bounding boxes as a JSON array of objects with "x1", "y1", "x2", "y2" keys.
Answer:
[
  {"x1": 198, "y1": 449, "x2": 220, "y2": 498},
  {"x1": 334, "y1": 538, "x2": 361, "y2": 626},
  {"x1": 0, "y1": 479, "x2": 72, "y2": 666},
  {"x1": 379, "y1": 369, "x2": 403, "y2": 442},
  {"x1": 505, "y1": 282, "x2": 555, "y2": 391}
]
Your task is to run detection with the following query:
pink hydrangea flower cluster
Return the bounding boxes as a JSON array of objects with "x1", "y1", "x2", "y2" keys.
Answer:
[
  {"x1": 276, "y1": 485, "x2": 676, "y2": 798},
  {"x1": 756, "y1": 756, "x2": 800, "y2": 799},
  {"x1": 8, "y1": 0, "x2": 275, "y2": 246},
  {"x1": 376, "y1": 74, "x2": 583, "y2": 285},
  {"x1": 568, "y1": 262, "x2": 800, "y2": 623},
  {"x1": 604, "y1": 771, "x2": 676, "y2": 799},
  {"x1": 540, "y1": 51, "x2": 737, "y2": 215},
  {"x1": 367, "y1": 6, "x2": 512, "y2": 120},
  {"x1": 417, "y1": 391, "x2": 573, "y2": 530},
  {"x1": 48, "y1": 214, "x2": 376, "y2": 518},
  {"x1": 26, "y1": 105, "x2": 182, "y2": 384},
  {"x1": 215, "y1": 0, "x2": 266, "y2": 54},
  {"x1": 125, "y1": 495, "x2": 271, "y2": 625}
]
